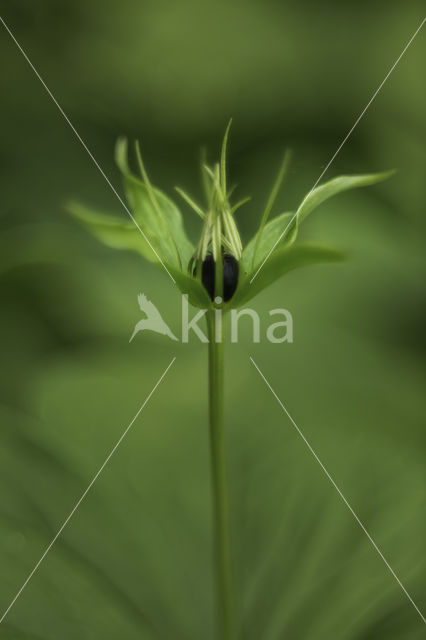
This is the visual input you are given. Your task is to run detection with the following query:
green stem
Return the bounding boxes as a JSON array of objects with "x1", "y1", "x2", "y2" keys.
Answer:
[{"x1": 206, "y1": 310, "x2": 234, "y2": 640}]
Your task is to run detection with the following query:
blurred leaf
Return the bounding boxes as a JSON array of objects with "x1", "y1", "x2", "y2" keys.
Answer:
[
  {"x1": 116, "y1": 138, "x2": 194, "y2": 270},
  {"x1": 241, "y1": 211, "x2": 295, "y2": 273},
  {"x1": 241, "y1": 171, "x2": 393, "y2": 280},
  {"x1": 68, "y1": 203, "x2": 210, "y2": 309},
  {"x1": 68, "y1": 202, "x2": 209, "y2": 308},
  {"x1": 233, "y1": 244, "x2": 344, "y2": 307},
  {"x1": 68, "y1": 202, "x2": 158, "y2": 262},
  {"x1": 296, "y1": 171, "x2": 395, "y2": 224}
]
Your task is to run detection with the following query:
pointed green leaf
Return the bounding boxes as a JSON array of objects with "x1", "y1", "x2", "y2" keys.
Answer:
[
  {"x1": 231, "y1": 244, "x2": 344, "y2": 307},
  {"x1": 168, "y1": 267, "x2": 212, "y2": 308},
  {"x1": 296, "y1": 171, "x2": 395, "y2": 224},
  {"x1": 242, "y1": 170, "x2": 393, "y2": 279},
  {"x1": 242, "y1": 211, "x2": 297, "y2": 273},
  {"x1": 115, "y1": 138, "x2": 194, "y2": 270},
  {"x1": 68, "y1": 202, "x2": 160, "y2": 262},
  {"x1": 69, "y1": 202, "x2": 212, "y2": 308},
  {"x1": 250, "y1": 149, "x2": 292, "y2": 270}
]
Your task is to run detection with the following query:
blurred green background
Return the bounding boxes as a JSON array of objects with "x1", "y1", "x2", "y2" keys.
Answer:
[{"x1": 0, "y1": 1, "x2": 425, "y2": 638}]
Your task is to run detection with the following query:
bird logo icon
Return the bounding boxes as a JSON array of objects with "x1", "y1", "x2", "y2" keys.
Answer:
[{"x1": 129, "y1": 294, "x2": 178, "y2": 342}]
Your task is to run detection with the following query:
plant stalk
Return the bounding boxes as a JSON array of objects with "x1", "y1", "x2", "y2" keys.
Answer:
[{"x1": 206, "y1": 309, "x2": 234, "y2": 640}]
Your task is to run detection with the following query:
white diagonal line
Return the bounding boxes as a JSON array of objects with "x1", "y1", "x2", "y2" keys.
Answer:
[
  {"x1": 250, "y1": 356, "x2": 426, "y2": 624},
  {"x1": 250, "y1": 16, "x2": 426, "y2": 284},
  {"x1": 0, "y1": 16, "x2": 176, "y2": 284},
  {"x1": 0, "y1": 356, "x2": 176, "y2": 625}
]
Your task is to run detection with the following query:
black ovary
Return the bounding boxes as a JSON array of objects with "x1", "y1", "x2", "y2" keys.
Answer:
[{"x1": 194, "y1": 254, "x2": 239, "y2": 302}]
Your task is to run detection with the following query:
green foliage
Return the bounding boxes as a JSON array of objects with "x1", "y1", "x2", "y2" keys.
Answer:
[
  {"x1": 70, "y1": 138, "x2": 195, "y2": 272},
  {"x1": 249, "y1": 150, "x2": 292, "y2": 271},
  {"x1": 1, "y1": 3, "x2": 425, "y2": 638},
  {"x1": 70, "y1": 132, "x2": 393, "y2": 311},
  {"x1": 234, "y1": 244, "x2": 344, "y2": 308},
  {"x1": 68, "y1": 141, "x2": 212, "y2": 308},
  {"x1": 238, "y1": 170, "x2": 395, "y2": 296},
  {"x1": 116, "y1": 138, "x2": 194, "y2": 270},
  {"x1": 295, "y1": 171, "x2": 396, "y2": 225},
  {"x1": 241, "y1": 211, "x2": 295, "y2": 273},
  {"x1": 68, "y1": 202, "x2": 158, "y2": 262}
]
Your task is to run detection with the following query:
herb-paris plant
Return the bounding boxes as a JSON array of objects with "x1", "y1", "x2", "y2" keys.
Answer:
[
  {"x1": 69, "y1": 125, "x2": 392, "y2": 311},
  {"x1": 68, "y1": 123, "x2": 393, "y2": 640}
]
